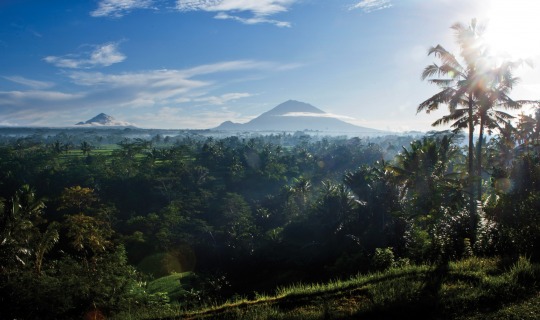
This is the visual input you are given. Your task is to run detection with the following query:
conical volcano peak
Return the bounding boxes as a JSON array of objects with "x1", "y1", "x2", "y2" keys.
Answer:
[
  {"x1": 214, "y1": 100, "x2": 387, "y2": 135},
  {"x1": 89, "y1": 113, "x2": 114, "y2": 123},
  {"x1": 75, "y1": 113, "x2": 136, "y2": 127},
  {"x1": 261, "y1": 100, "x2": 325, "y2": 117}
]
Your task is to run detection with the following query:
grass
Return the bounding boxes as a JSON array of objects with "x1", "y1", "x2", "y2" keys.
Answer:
[
  {"x1": 458, "y1": 292, "x2": 540, "y2": 320},
  {"x1": 146, "y1": 272, "x2": 196, "y2": 301},
  {"x1": 113, "y1": 256, "x2": 539, "y2": 320}
]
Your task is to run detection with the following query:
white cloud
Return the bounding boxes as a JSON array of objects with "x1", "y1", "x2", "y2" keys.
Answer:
[
  {"x1": 67, "y1": 69, "x2": 207, "y2": 89},
  {"x1": 281, "y1": 112, "x2": 356, "y2": 120},
  {"x1": 3, "y1": 76, "x2": 54, "y2": 89},
  {"x1": 194, "y1": 92, "x2": 252, "y2": 105},
  {"x1": 91, "y1": 0, "x2": 154, "y2": 17},
  {"x1": 0, "y1": 90, "x2": 84, "y2": 106},
  {"x1": 176, "y1": 0, "x2": 293, "y2": 15},
  {"x1": 0, "y1": 108, "x2": 81, "y2": 127},
  {"x1": 181, "y1": 60, "x2": 275, "y2": 76},
  {"x1": 89, "y1": 0, "x2": 294, "y2": 26},
  {"x1": 349, "y1": 0, "x2": 393, "y2": 13},
  {"x1": 44, "y1": 42, "x2": 126, "y2": 69},
  {"x1": 214, "y1": 12, "x2": 291, "y2": 27},
  {"x1": 0, "y1": 120, "x2": 18, "y2": 127},
  {"x1": 176, "y1": 0, "x2": 295, "y2": 27},
  {"x1": 31, "y1": 60, "x2": 269, "y2": 111},
  {"x1": 131, "y1": 106, "x2": 250, "y2": 129},
  {"x1": 66, "y1": 65, "x2": 258, "y2": 109}
]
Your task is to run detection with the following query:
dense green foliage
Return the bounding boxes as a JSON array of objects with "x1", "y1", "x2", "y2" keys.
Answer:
[
  {"x1": 2, "y1": 18, "x2": 540, "y2": 319},
  {"x1": 0, "y1": 131, "x2": 413, "y2": 318},
  {"x1": 0, "y1": 125, "x2": 539, "y2": 318}
]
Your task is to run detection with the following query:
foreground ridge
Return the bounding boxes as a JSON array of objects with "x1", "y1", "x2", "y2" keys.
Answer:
[{"x1": 139, "y1": 257, "x2": 539, "y2": 320}]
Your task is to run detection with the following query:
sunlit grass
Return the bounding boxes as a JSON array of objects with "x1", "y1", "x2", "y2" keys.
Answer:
[
  {"x1": 146, "y1": 272, "x2": 194, "y2": 301},
  {"x1": 112, "y1": 257, "x2": 539, "y2": 320}
]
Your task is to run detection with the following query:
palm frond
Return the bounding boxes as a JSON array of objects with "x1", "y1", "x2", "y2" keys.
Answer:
[
  {"x1": 421, "y1": 64, "x2": 441, "y2": 80},
  {"x1": 428, "y1": 45, "x2": 463, "y2": 70},
  {"x1": 428, "y1": 79, "x2": 454, "y2": 87},
  {"x1": 418, "y1": 87, "x2": 456, "y2": 113},
  {"x1": 431, "y1": 108, "x2": 468, "y2": 127}
]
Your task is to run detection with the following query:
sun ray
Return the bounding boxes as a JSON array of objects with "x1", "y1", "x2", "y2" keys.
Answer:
[{"x1": 484, "y1": 0, "x2": 540, "y2": 60}]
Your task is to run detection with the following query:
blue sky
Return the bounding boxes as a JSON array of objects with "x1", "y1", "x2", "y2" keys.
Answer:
[{"x1": 1, "y1": 0, "x2": 539, "y2": 131}]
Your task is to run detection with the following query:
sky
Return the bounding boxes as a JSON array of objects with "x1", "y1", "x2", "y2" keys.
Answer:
[{"x1": 1, "y1": 0, "x2": 539, "y2": 131}]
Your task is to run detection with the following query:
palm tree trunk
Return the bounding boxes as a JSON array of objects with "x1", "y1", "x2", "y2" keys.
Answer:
[
  {"x1": 477, "y1": 115, "x2": 485, "y2": 202},
  {"x1": 467, "y1": 94, "x2": 476, "y2": 241}
]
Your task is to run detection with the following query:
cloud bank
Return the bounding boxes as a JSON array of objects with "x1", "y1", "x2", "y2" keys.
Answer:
[
  {"x1": 44, "y1": 43, "x2": 126, "y2": 69},
  {"x1": 0, "y1": 59, "x2": 296, "y2": 127},
  {"x1": 3, "y1": 76, "x2": 54, "y2": 89},
  {"x1": 281, "y1": 112, "x2": 355, "y2": 120},
  {"x1": 90, "y1": 0, "x2": 296, "y2": 27}
]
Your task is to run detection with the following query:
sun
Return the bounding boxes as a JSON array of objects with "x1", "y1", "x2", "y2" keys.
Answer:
[{"x1": 483, "y1": 0, "x2": 540, "y2": 60}]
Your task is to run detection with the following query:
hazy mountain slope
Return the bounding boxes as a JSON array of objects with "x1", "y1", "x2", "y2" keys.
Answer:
[{"x1": 214, "y1": 100, "x2": 385, "y2": 133}]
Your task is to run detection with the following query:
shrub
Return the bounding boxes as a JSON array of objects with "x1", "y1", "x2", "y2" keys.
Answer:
[
  {"x1": 372, "y1": 247, "x2": 395, "y2": 271},
  {"x1": 510, "y1": 256, "x2": 536, "y2": 286}
]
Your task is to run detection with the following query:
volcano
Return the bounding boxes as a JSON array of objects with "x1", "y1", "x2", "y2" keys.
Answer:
[{"x1": 214, "y1": 100, "x2": 385, "y2": 134}]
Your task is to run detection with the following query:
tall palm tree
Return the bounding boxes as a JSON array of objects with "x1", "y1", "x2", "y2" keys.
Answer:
[
  {"x1": 431, "y1": 68, "x2": 521, "y2": 199},
  {"x1": 473, "y1": 62, "x2": 523, "y2": 197},
  {"x1": 418, "y1": 19, "x2": 488, "y2": 233}
]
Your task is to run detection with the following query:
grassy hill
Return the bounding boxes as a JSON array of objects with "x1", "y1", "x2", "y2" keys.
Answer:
[{"x1": 113, "y1": 256, "x2": 539, "y2": 320}]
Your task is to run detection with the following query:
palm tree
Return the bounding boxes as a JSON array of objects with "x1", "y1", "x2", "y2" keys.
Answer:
[
  {"x1": 473, "y1": 63, "x2": 523, "y2": 197},
  {"x1": 287, "y1": 176, "x2": 312, "y2": 211},
  {"x1": 490, "y1": 122, "x2": 516, "y2": 169},
  {"x1": 52, "y1": 140, "x2": 63, "y2": 154},
  {"x1": 0, "y1": 185, "x2": 46, "y2": 271},
  {"x1": 34, "y1": 222, "x2": 59, "y2": 274},
  {"x1": 516, "y1": 106, "x2": 540, "y2": 149},
  {"x1": 80, "y1": 141, "x2": 93, "y2": 156},
  {"x1": 387, "y1": 135, "x2": 463, "y2": 223},
  {"x1": 431, "y1": 67, "x2": 522, "y2": 199},
  {"x1": 313, "y1": 181, "x2": 358, "y2": 236},
  {"x1": 419, "y1": 20, "x2": 486, "y2": 214},
  {"x1": 418, "y1": 19, "x2": 511, "y2": 236}
]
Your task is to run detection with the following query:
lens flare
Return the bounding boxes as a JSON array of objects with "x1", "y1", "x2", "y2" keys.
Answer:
[{"x1": 484, "y1": 0, "x2": 540, "y2": 60}]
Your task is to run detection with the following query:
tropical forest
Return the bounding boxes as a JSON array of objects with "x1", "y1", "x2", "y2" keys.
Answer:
[{"x1": 1, "y1": 19, "x2": 540, "y2": 320}]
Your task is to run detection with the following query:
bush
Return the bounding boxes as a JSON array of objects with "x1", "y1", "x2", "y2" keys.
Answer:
[
  {"x1": 510, "y1": 256, "x2": 536, "y2": 286},
  {"x1": 372, "y1": 247, "x2": 395, "y2": 271},
  {"x1": 0, "y1": 246, "x2": 167, "y2": 319}
]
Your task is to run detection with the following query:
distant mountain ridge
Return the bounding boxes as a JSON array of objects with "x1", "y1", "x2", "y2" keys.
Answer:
[
  {"x1": 75, "y1": 113, "x2": 136, "y2": 127},
  {"x1": 214, "y1": 100, "x2": 386, "y2": 134}
]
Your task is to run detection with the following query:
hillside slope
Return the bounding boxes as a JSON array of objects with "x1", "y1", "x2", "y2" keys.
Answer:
[{"x1": 126, "y1": 257, "x2": 539, "y2": 320}]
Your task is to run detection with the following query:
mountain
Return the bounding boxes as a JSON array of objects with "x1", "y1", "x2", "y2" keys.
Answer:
[
  {"x1": 75, "y1": 113, "x2": 136, "y2": 127},
  {"x1": 214, "y1": 100, "x2": 386, "y2": 134}
]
